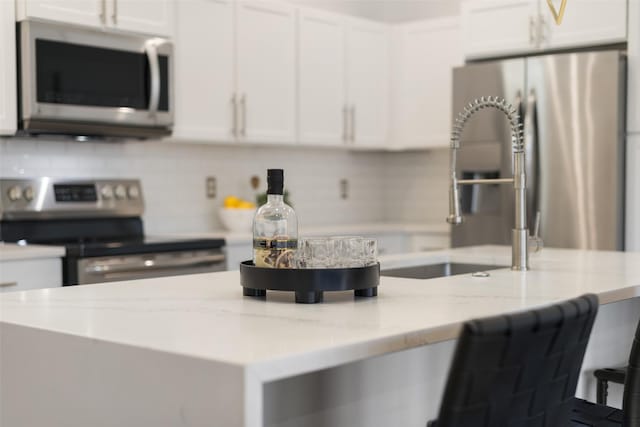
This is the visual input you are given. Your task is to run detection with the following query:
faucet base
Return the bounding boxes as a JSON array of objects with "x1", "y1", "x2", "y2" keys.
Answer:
[{"x1": 511, "y1": 228, "x2": 530, "y2": 271}]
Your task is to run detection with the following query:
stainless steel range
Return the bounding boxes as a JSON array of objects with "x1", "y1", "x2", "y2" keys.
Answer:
[{"x1": 0, "y1": 178, "x2": 225, "y2": 285}]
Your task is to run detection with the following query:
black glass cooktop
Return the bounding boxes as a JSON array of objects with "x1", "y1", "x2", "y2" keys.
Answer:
[{"x1": 1, "y1": 217, "x2": 224, "y2": 258}]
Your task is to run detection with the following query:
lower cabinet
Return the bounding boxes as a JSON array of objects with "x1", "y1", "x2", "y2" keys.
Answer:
[
  {"x1": 0, "y1": 258, "x2": 62, "y2": 293},
  {"x1": 225, "y1": 243, "x2": 252, "y2": 271},
  {"x1": 409, "y1": 233, "x2": 451, "y2": 253}
]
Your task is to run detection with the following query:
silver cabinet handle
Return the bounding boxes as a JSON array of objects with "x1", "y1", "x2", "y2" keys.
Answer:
[
  {"x1": 239, "y1": 94, "x2": 247, "y2": 137},
  {"x1": 231, "y1": 93, "x2": 238, "y2": 137},
  {"x1": 0, "y1": 282, "x2": 18, "y2": 288},
  {"x1": 100, "y1": 0, "x2": 107, "y2": 25},
  {"x1": 350, "y1": 105, "x2": 356, "y2": 143},
  {"x1": 343, "y1": 104, "x2": 349, "y2": 142},
  {"x1": 529, "y1": 16, "x2": 536, "y2": 46},
  {"x1": 537, "y1": 15, "x2": 546, "y2": 45},
  {"x1": 112, "y1": 0, "x2": 118, "y2": 25}
]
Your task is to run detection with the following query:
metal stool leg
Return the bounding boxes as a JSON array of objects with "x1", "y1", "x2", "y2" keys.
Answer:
[{"x1": 596, "y1": 378, "x2": 608, "y2": 405}]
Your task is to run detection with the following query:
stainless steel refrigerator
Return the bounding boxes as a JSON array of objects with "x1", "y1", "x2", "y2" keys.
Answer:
[{"x1": 451, "y1": 50, "x2": 626, "y2": 250}]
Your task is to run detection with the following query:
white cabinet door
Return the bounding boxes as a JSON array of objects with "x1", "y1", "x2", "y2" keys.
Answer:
[
  {"x1": 461, "y1": 0, "x2": 538, "y2": 60},
  {"x1": 174, "y1": 0, "x2": 236, "y2": 142},
  {"x1": 371, "y1": 233, "x2": 408, "y2": 256},
  {"x1": 236, "y1": 0, "x2": 296, "y2": 144},
  {"x1": 346, "y1": 18, "x2": 390, "y2": 148},
  {"x1": 111, "y1": 0, "x2": 173, "y2": 36},
  {"x1": 16, "y1": 0, "x2": 105, "y2": 28},
  {"x1": 391, "y1": 17, "x2": 462, "y2": 150},
  {"x1": 297, "y1": 8, "x2": 347, "y2": 146},
  {"x1": 0, "y1": 0, "x2": 17, "y2": 136},
  {"x1": 627, "y1": 135, "x2": 640, "y2": 252},
  {"x1": 0, "y1": 258, "x2": 62, "y2": 293},
  {"x1": 543, "y1": 0, "x2": 626, "y2": 51},
  {"x1": 224, "y1": 243, "x2": 252, "y2": 270},
  {"x1": 408, "y1": 233, "x2": 450, "y2": 252}
]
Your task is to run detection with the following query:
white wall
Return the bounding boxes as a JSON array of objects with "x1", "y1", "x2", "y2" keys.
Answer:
[
  {"x1": 0, "y1": 139, "x2": 449, "y2": 234},
  {"x1": 289, "y1": 0, "x2": 460, "y2": 22}
]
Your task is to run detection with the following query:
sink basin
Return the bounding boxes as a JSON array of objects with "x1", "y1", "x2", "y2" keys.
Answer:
[{"x1": 380, "y1": 262, "x2": 505, "y2": 280}]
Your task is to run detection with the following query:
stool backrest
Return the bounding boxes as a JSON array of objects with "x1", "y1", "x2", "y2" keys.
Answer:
[
  {"x1": 624, "y1": 318, "x2": 640, "y2": 427},
  {"x1": 435, "y1": 294, "x2": 599, "y2": 427}
]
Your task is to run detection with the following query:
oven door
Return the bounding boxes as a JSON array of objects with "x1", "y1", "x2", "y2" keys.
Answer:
[
  {"x1": 73, "y1": 250, "x2": 225, "y2": 285},
  {"x1": 18, "y1": 20, "x2": 173, "y2": 138}
]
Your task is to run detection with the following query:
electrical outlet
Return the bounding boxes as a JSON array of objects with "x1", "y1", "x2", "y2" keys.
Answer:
[
  {"x1": 340, "y1": 179, "x2": 349, "y2": 200},
  {"x1": 206, "y1": 176, "x2": 217, "y2": 199}
]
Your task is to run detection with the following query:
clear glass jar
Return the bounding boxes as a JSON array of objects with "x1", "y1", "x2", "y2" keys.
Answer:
[{"x1": 253, "y1": 170, "x2": 298, "y2": 268}]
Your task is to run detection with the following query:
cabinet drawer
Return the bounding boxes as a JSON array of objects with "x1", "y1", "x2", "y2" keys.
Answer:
[
  {"x1": 0, "y1": 258, "x2": 62, "y2": 293},
  {"x1": 409, "y1": 234, "x2": 450, "y2": 252}
]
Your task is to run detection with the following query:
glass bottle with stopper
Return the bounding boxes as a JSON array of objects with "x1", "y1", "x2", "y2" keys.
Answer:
[{"x1": 252, "y1": 169, "x2": 298, "y2": 268}]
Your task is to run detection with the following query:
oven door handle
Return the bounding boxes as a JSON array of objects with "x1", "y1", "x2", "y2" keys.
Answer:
[
  {"x1": 145, "y1": 39, "x2": 170, "y2": 117},
  {"x1": 85, "y1": 254, "x2": 226, "y2": 275}
]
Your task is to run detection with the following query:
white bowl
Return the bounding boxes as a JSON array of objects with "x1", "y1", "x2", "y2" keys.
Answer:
[{"x1": 219, "y1": 208, "x2": 256, "y2": 232}]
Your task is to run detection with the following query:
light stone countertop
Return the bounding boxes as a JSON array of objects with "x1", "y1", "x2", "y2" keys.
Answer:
[
  {"x1": 1, "y1": 245, "x2": 639, "y2": 384},
  {"x1": 0, "y1": 242, "x2": 66, "y2": 261}
]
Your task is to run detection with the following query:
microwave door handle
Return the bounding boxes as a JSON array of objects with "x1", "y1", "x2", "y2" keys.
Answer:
[{"x1": 145, "y1": 40, "x2": 161, "y2": 117}]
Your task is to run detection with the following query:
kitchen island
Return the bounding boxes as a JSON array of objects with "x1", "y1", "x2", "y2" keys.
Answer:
[{"x1": 1, "y1": 246, "x2": 639, "y2": 427}]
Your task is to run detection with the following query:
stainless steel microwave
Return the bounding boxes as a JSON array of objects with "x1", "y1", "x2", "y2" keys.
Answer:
[{"x1": 17, "y1": 21, "x2": 173, "y2": 139}]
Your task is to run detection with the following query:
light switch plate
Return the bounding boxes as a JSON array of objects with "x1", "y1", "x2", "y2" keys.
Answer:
[
  {"x1": 340, "y1": 179, "x2": 349, "y2": 200},
  {"x1": 206, "y1": 177, "x2": 217, "y2": 199}
]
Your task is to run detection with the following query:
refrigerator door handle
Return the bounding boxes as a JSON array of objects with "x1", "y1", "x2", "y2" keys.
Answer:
[{"x1": 524, "y1": 89, "x2": 540, "y2": 231}]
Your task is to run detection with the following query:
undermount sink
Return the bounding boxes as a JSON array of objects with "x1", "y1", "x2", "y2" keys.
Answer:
[{"x1": 380, "y1": 262, "x2": 505, "y2": 280}]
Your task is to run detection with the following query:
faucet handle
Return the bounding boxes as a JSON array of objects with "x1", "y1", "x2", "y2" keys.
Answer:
[{"x1": 529, "y1": 211, "x2": 543, "y2": 252}]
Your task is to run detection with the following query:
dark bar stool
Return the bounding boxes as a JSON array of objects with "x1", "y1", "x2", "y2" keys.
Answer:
[
  {"x1": 427, "y1": 294, "x2": 599, "y2": 427},
  {"x1": 571, "y1": 317, "x2": 640, "y2": 426},
  {"x1": 594, "y1": 367, "x2": 627, "y2": 405}
]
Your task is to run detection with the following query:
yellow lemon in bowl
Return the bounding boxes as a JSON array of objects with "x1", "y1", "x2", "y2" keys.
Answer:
[{"x1": 223, "y1": 196, "x2": 241, "y2": 208}]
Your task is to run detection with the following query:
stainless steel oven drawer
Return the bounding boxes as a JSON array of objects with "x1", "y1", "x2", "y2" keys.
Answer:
[{"x1": 75, "y1": 249, "x2": 225, "y2": 285}]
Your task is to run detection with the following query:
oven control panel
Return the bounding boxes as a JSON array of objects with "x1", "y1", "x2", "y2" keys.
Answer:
[{"x1": 0, "y1": 178, "x2": 144, "y2": 220}]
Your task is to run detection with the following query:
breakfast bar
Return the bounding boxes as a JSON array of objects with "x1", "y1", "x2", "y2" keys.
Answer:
[{"x1": 1, "y1": 246, "x2": 639, "y2": 427}]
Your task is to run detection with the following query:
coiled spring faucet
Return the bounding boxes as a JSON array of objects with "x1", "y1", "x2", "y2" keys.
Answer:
[{"x1": 447, "y1": 96, "x2": 541, "y2": 271}]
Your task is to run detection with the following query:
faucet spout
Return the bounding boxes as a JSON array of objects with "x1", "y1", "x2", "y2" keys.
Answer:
[{"x1": 447, "y1": 96, "x2": 534, "y2": 271}]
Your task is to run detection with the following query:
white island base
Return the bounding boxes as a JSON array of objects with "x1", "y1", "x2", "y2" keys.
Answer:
[{"x1": 1, "y1": 246, "x2": 639, "y2": 427}]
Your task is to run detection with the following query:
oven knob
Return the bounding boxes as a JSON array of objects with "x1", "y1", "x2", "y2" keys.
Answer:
[
  {"x1": 101, "y1": 185, "x2": 114, "y2": 200},
  {"x1": 7, "y1": 186, "x2": 22, "y2": 202},
  {"x1": 127, "y1": 185, "x2": 140, "y2": 199},
  {"x1": 23, "y1": 186, "x2": 35, "y2": 202},
  {"x1": 114, "y1": 184, "x2": 127, "y2": 200}
]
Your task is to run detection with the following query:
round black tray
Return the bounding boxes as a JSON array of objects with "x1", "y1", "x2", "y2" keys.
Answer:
[{"x1": 239, "y1": 261, "x2": 380, "y2": 304}]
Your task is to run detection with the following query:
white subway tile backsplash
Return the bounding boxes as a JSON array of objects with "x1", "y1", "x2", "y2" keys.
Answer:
[{"x1": 0, "y1": 138, "x2": 448, "y2": 234}]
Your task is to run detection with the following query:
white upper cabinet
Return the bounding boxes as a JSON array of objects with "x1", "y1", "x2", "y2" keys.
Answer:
[
  {"x1": 461, "y1": 0, "x2": 538, "y2": 60},
  {"x1": 391, "y1": 17, "x2": 463, "y2": 150},
  {"x1": 462, "y1": 0, "x2": 628, "y2": 60},
  {"x1": 346, "y1": 19, "x2": 390, "y2": 148},
  {"x1": 16, "y1": 0, "x2": 105, "y2": 28},
  {"x1": 297, "y1": 8, "x2": 347, "y2": 146},
  {"x1": 236, "y1": 0, "x2": 296, "y2": 144},
  {"x1": 0, "y1": 0, "x2": 17, "y2": 135},
  {"x1": 174, "y1": 0, "x2": 236, "y2": 142},
  {"x1": 542, "y1": 0, "x2": 626, "y2": 50},
  {"x1": 110, "y1": 0, "x2": 174, "y2": 37},
  {"x1": 16, "y1": 0, "x2": 174, "y2": 36}
]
